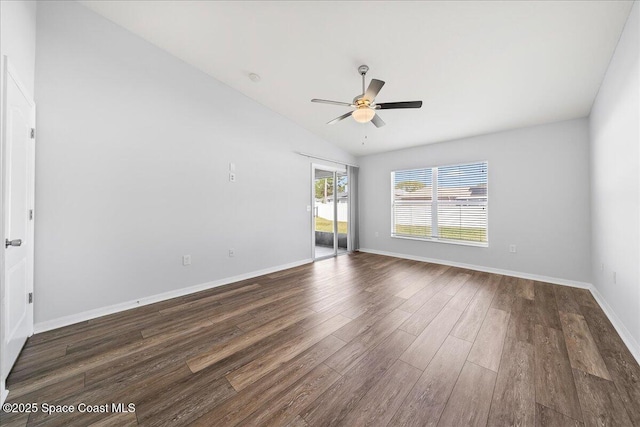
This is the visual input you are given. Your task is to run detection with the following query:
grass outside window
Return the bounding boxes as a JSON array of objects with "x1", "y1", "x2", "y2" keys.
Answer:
[
  {"x1": 315, "y1": 217, "x2": 348, "y2": 234},
  {"x1": 394, "y1": 225, "x2": 486, "y2": 242}
]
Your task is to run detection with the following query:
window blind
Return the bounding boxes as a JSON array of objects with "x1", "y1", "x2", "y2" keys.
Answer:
[
  {"x1": 392, "y1": 161, "x2": 488, "y2": 245},
  {"x1": 392, "y1": 168, "x2": 432, "y2": 238}
]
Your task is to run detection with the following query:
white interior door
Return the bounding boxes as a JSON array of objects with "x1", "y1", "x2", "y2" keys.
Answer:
[{"x1": 2, "y1": 59, "x2": 35, "y2": 378}]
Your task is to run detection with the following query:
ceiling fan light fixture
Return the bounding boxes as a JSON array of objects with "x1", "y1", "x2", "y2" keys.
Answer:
[{"x1": 352, "y1": 107, "x2": 375, "y2": 123}]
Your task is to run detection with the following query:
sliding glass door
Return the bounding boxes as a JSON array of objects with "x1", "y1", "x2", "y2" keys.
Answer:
[{"x1": 313, "y1": 165, "x2": 348, "y2": 259}]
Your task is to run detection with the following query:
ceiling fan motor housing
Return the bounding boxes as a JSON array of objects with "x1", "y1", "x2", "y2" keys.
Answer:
[{"x1": 353, "y1": 97, "x2": 371, "y2": 106}]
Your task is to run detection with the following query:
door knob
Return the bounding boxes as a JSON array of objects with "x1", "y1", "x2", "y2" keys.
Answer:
[{"x1": 5, "y1": 239, "x2": 22, "y2": 248}]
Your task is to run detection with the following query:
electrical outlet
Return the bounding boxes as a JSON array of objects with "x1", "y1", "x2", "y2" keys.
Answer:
[
  {"x1": 375, "y1": 232, "x2": 379, "y2": 237},
  {"x1": 228, "y1": 249, "x2": 235, "y2": 257},
  {"x1": 307, "y1": 205, "x2": 311, "y2": 212},
  {"x1": 229, "y1": 172, "x2": 236, "y2": 182},
  {"x1": 509, "y1": 244, "x2": 517, "y2": 253},
  {"x1": 182, "y1": 255, "x2": 191, "y2": 266}
]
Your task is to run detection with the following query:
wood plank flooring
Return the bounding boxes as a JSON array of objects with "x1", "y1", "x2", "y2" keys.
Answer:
[{"x1": 2, "y1": 252, "x2": 639, "y2": 426}]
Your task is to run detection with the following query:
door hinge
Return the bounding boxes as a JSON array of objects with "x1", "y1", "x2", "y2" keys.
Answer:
[
  {"x1": 28, "y1": 292, "x2": 33, "y2": 304},
  {"x1": 30, "y1": 128, "x2": 35, "y2": 139},
  {"x1": 29, "y1": 209, "x2": 33, "y2": 220}
]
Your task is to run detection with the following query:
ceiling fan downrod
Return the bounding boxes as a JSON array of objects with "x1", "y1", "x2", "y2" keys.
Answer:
[{"x1": 358, "y1": 64, "x2": 369, "y2": 96}]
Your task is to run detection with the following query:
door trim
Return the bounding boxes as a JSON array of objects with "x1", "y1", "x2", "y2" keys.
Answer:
[{"x1": 1, "y1": 56, "x2": 36, "y2": 400}]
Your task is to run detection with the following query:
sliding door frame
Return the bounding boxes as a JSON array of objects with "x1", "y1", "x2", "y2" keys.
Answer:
[{"x1": 311, "y1": 163, "x2": 347, "y2": 260}]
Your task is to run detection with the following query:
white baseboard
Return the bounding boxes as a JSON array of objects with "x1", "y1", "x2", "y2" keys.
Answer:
[
  {"x1": 589, "y1": 286, "x2": 640, "y2": 364},
  {"x1": 34, "y1": 258, "x2": 313, "y2": 334},
  {"x1": 359, "y1": 247, "x2": 640, "y2": 365},
  {"x1": 1, "y1": 386, "x2": 8, "y2": 405},
  {"x1": 359, "y1": 248, "x2": 591, "y2": 288}
]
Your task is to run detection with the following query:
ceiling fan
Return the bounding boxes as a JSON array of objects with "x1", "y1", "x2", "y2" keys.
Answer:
[{"x1": 311, "y1": 65, "x2": 422, "y2": 128}]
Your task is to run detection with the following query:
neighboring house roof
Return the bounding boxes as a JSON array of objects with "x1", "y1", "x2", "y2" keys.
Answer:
[{"x1": 395, "y1": 185, "x2": 487, "y2": 201}]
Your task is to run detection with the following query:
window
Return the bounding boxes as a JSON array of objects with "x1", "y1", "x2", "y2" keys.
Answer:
[{"x1": 392, "y1": 161, "x2": 488, "y2": 245}]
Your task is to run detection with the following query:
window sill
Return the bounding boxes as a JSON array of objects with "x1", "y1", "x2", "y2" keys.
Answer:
[{"x1": 391, "y1": 235, "x2": 489, "y2": 248}]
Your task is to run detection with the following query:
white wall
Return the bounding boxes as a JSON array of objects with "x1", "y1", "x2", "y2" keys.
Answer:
[
  {"x1": 0, "y1": 0, "x2": 37, "y2": 404},
  {"x1": 358, "y1": 119, "x2": 592, "y2": 285},
  {"x1": 590, "y1": 1, "x2": 639, "y2": 352},
  {"x1": 0, "y1": 0, "x2": 36, "y2": 96},
  {"x1": 34, "y1": 1, "x2": 353, "y2": 326}
]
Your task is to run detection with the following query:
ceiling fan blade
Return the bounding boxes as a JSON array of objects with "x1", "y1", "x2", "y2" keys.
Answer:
[
  {"x1": 327, "y1": 111, "x2": 353, "y2": 125},
  {"x1": 364, "y1": 79, "x2": 385, "y2": 101},
  {"x1": 371, "y1": 114, "x2": 385, "y2": 128},
  {"x1": 376, "y1": 101, "x2": 423, "y2": 110},
  {"x1": 311, "y1": 99, "x2": 354, "y2": 107}
]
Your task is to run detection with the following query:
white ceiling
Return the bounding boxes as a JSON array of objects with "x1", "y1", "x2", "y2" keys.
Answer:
[{"x1": 79, "y1": 1, "x2": 633, "y2": 156}]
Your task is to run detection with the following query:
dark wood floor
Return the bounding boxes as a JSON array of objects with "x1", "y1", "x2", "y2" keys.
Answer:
[{"x1": 2, "y1": 252, "x2": 639, "y2": 426}]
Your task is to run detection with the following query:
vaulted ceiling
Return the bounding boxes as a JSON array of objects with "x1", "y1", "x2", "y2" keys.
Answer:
[{"x1": 79, "y1": 1, "x2": 633, "y2": 156}]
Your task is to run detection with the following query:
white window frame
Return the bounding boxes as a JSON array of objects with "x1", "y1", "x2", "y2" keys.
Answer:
[{"x1": 391, "y1": 161, "x2": 489, "y2": 247}]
